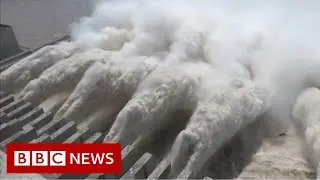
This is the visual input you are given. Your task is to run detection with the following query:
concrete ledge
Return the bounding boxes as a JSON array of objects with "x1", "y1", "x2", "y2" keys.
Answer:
[
  {"x1": 147, "y1": 159, "x2": 171, "y2": 180},
  {"x1": 0, "y1": 119, "x2": 20, "y2": 141},
  {"x1": 0, "y1": 113, "x2": 9, "y2": 125},
  {"x1": 64, "y1": 127, "x2": 93, "y2": 143},
  {"x1": 84, "y1": 132, "x2": 104, "y2": 143},
  {"x1": 28, "y1": 111, "x2": 53, "y2": 130},
  {"x1": 121, "y1": 152, "x2": 157, "y2": 179},
  {"x1": 177, "y1": 169, "x2": 193, "y2": 180},
  {"x1": 106, "y1": 145, "x2": 143, "y2": 179},
  {"x1": 0, "y1": 107, "x2": 43, "y2": 141},
  {"x1": 1, "y1": 125, "x2": 36, "y2": 148},
  {"x1": 36, "y1": 118, "x2": 66, "y2": 135},
  {"x1": 18, "y1": 107, "x2": 44, "y2": 128},
  {"x1": 7, "y1": 102, "x2": 33, "y2": 119},
  {"x1": 203, "y1": 176, "x2": 213, "y2": 180},
  {"x1": 0, "y1": 95, "x2": 14, "y2": 108},
  {"x1": 1, "y1": 99, "x2": 25, "y2": 114},
  {"x1": 30, "y1": 133, "x2": 50, "y2": 143},
  {"x1": 11, "y1": 107, "x2": 43, "y2": 127},
  {"x1": 85, "y1": 173, "x2": 101, "y2": 179},
  {"x1": 50, "y1": 121, "x2": 77, "y2": 142}
]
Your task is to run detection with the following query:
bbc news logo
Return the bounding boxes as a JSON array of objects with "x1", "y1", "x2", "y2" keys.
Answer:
[
  {"x1": 6, "y1": 143, "x2": 121, "y2": 173},
  {"x1": 14, "y1": 151, "x2": 66, "y2": 166}
]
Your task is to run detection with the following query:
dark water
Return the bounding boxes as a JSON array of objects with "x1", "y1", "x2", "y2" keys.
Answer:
[{"x1": 0, "y1": 0, "x2": 97, "y2": 49}]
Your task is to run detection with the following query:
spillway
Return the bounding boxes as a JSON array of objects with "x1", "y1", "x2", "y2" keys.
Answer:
[
  {"x1": 1, "y1": 1, "x2": 320, "y2": 179},
  {"x1": 0, "y1": 35, "x2": 317, "y2": 180}
]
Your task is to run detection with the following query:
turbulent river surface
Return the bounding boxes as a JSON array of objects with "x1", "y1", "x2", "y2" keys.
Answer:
[{"x1": 1, "y1": 0, "x2": 320, "y2": 179}]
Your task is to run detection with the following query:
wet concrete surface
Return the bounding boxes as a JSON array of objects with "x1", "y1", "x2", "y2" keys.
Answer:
[{"x1": 0, "y1": 0, "x2": 97, "y2": 49}]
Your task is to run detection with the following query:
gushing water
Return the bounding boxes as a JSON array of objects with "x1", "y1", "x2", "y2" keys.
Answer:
[
  {"x1": 292, "y1": 88, "x2": 320, "y2": 180},
  {"x1": 1, "y1": 0, "x2": 320, "y2": 178}
]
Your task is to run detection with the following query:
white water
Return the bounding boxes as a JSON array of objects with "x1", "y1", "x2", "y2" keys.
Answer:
[
  {"x1": 1, "y1": 0, "x2": 320, "y2": 177},
  {"x1": 293, "y1": 88, "x2": 320, "y2": 179},
  {"x1": 0, "y1": 42, "x2": 76, "y2": 93}
]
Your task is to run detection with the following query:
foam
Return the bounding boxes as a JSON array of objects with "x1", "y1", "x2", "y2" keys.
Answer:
[
  {"x1": 105, "y1": 61, "x2": 207, "y2": 145},
  {"x1": 292, "y1": 88, "x2": 320, "y2": 179},
  {"x1": 0, "y1": 42, "x2": 76, "y2": 93},
  {"x1": 54, "y1": 56, "x2": 159, "y2": 124},
  {"x1": 17, "y1": 49, "x2": 112, "y2": 105}
]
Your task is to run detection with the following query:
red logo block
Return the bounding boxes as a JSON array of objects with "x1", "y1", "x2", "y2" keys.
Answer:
[{"x1": 6, "y1": 143, "x2": 121, "y2": 174}]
